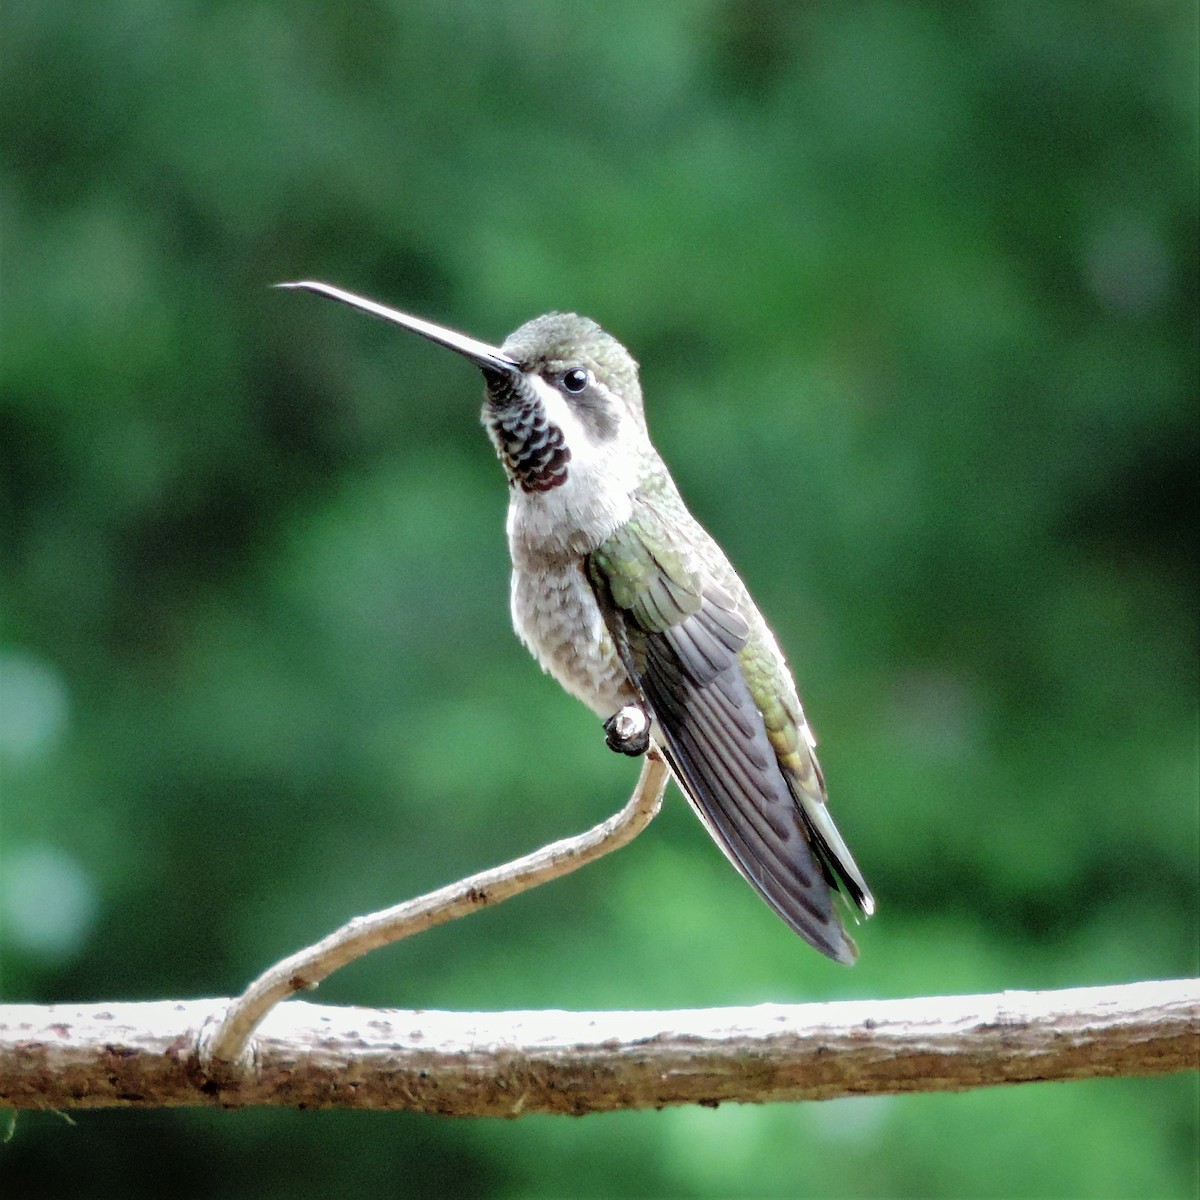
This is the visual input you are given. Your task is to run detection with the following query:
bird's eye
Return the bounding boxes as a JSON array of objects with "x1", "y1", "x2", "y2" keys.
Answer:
[{"x1": 561, "y1": 367, "x2": 590, "y2": 394}]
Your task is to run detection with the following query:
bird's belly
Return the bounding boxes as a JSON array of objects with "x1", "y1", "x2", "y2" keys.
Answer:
[{"x1": 510, "y1": 562, "x2": 635, "y2": 718}]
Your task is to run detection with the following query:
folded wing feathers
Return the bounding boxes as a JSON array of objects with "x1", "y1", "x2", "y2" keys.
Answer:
[
  {"x1": 640, "y1": 606, "x2": 854, "y2": 961},
  {"x1": 587, "y1": 513, "x2": 861, "y2": 962}
]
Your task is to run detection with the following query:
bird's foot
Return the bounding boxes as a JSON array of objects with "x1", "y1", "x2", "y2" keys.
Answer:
[{"x1": 603, "y1": 704, "x2": 650, "y2": 757}]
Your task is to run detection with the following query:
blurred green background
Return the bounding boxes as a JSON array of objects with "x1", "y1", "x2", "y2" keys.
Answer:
[{"x1": 2, "y1": 2, "x2": 1197, "y2": 1197}]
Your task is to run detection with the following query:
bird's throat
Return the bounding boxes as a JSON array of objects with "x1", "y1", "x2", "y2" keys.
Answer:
[{"x1": 484, "y1": 372, "x2": 571, "y2": 493}]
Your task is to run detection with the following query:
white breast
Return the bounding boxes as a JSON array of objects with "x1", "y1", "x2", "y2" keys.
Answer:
[{"x1": 509, "y1": 560, "x2": 636, "y2": 719}]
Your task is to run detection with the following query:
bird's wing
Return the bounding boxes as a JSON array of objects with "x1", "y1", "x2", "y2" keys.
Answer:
[{"x1": 586, "y1": 503, "x2": 867, "y2": 963}]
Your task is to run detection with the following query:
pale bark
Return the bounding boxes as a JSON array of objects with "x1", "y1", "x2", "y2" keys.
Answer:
[
  {"x1": 2, "y1": 979, "x2": 1195, "y2": 1115},
  {"x1": 201, "y1": 753, "x2": 669, "y2": 1073}
]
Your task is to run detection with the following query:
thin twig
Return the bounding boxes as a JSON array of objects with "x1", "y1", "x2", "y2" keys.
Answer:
[
  {"x1": 2, "y1": 980, "x2": 1195, "y2": 1112},
  {"x1": 200, "y1": 753, "x2": 670, "y2": 1074}
]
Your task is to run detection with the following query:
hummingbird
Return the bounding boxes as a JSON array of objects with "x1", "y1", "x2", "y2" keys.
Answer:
[{"x1": 282, "y1": 281, "x2": 874, "y2": 963}]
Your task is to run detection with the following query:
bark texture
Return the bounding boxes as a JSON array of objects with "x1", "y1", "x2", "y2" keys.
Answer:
[{"x1": 1, "y1": 979, "x2": 1195, "y2": 1115}]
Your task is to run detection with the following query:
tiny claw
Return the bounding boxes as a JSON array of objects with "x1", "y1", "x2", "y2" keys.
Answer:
[{"x1": 603, "y1": 704, "x2": 650, "y2": 757}]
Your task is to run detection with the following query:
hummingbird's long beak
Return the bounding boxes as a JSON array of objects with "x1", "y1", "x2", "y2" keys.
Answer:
[{"x1": 277, "y1": 281, "x2": 520, "y2": 376}]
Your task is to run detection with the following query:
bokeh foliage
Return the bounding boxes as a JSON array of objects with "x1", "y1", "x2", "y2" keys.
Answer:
[{"x1": 2, "y1": 2, "x2": 1197, "y2": 1196}]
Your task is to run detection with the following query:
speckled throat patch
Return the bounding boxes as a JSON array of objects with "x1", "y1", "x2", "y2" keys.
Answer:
[{"x1": 485, "y1": 373, "x2": 571, "y2": 492}]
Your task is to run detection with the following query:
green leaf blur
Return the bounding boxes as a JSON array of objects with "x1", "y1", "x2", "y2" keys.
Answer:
[{"x1": 2, "y1": 2, "x2": 1196, "y2": 1197}]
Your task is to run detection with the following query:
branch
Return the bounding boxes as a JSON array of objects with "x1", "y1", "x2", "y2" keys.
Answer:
[
  {"x1": 2, "y1": 980, "x2": 1195, "y2": 1114},
  {"x1": 201, "y1": 753, "x2": 670, "y2": 1073}
]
